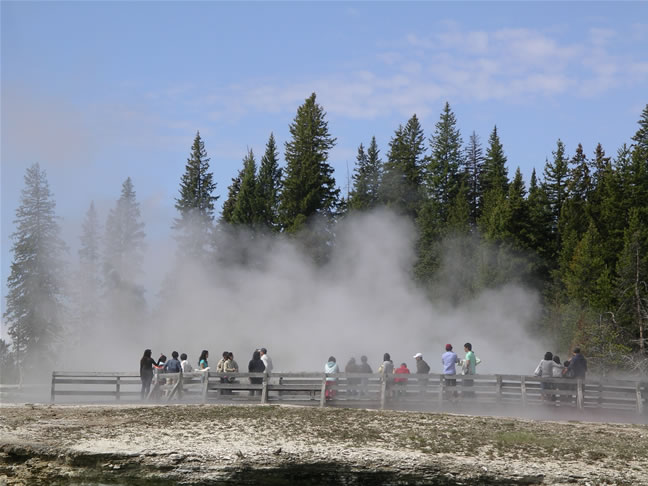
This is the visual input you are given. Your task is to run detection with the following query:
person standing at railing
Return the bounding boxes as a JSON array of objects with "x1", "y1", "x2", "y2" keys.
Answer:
[
  {"x1": 461, "y1": 343, "x2": 477, "y2": 398},
  {"x1": 357, "y1": 355, "x2": 372, "y2": 395},
  {"x1": 180, "y1": 353, "x2": 193, "y2": 373},
  {"x1": 248, "y1": 350, "x2": 265, "y2": 396},
  {"x1": 441, "y1": 344, "x2": 460, "y2": 390},
  {"x1": 259, "y1": 348, "x2": 273, "y2": 374},
  {"x1": 534, "y1": 351, "x2": 558, "y2": 401},
  {"x1": 140, "y1": 349, "x2": 157, "y2": 400},
  {"x1": 345, "y1": 357, "x2": 360, "y2": 395},
  {"x1": 225, "y1": 352, "x2": 239, "y2": 383},
  {"x1": 567, "y1": 348, "x2": 587, "y2": 379},
  {"x1": 413, "y1": 353, "x2": 430, "y2": 393},
  {"x1": 198, "y1": 350, "x2": 209, "y2": 370},
  {"x1": 324, "y1": 356, "x2": 339, "y2": 400},
  {"x1": 164, "y1": 351, "x2": 182, "y2": 373},
  {"x1": 378, "y1": 353, "x2": 394, "y2": 398},
  {"x1": 394, "y1": 362, "x2": 410, "y2": 397}
]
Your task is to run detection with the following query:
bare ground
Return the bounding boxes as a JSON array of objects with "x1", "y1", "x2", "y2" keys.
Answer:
[{"x1": 1, "y1": 403, "x2": 647, "y2": 485}]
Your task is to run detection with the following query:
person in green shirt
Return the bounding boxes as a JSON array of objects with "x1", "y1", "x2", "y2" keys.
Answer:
[{"x1": 463, "y1": 343, "x2": 477, "y2": 375}]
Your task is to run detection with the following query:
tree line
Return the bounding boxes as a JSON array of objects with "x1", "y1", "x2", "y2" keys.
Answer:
[{"x1": 2, "y1": 94, "x2": 647, "y2": 381}]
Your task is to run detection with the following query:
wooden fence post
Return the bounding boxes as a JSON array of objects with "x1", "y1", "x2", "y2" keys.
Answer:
[
  {"x1": 496, "y1": 375, "x2": 502, "y2": 404},
  {"x1": 261, "y1": 374, "x2": 268, "y2": 404},
  {"x1": 116, "y1": 376, "x2": 121, "y2": 401},
  {"x1": 636, "y1": 383, "x2": 643, "y2": 415},
  {"x1": 438, "y1": 375, "x2": 444, "y2": 406},
  {"x1": 520, "y1": 376, "x2": 527, "y2": 407},
  {"x1": 319, "y1": 375, "x2": 327, "y2": 408},
  {"x1": 50, "y1": 372, "x2": 56, "y2": 403},
  {"x1": 576, "y1": 379, "x2": 584, "y2": 410}
]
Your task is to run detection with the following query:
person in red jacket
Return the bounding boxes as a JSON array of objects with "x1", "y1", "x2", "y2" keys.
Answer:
[{"x1": 394, "y1": 362, "x2": 410, "y2": 397}]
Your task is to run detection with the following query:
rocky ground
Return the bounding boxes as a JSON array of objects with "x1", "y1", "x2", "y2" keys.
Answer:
[{"x1": 1, "y1": 403, "x2": 647, "y2": 485}]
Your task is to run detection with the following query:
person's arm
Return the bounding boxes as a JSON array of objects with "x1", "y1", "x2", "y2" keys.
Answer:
[{"x1": 534, "y1": 361, "x2": 542, "y2": 376}]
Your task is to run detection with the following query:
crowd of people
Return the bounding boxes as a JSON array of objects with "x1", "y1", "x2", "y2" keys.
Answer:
[
  {"x1": 139, "y1": 343, "x2": 588, "y2": 401},
  {"x1": 138, "y1": 347, "x2": 273, "y2": 399}
]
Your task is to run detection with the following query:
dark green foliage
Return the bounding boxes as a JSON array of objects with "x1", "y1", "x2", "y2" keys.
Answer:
[
  {"x1": 174, "y1": 131, "x2": 218, "y2": 257},
  {"x1": 380, "y1": 115, "x2": 426, "y2": 217},
  {"x1": 480, "y1": 125, "x2": 509, "y2": 200},
  {"x1": 279, "y1": 93, "x2": 338, "y2": 233},
  {"x1": 4, "y1": 164, "x2": 67, "y2": 377},
  {"x1": 464, "y1": 131, "x2": 484, "y2": 225},
  {"x1": 426, "y1": 102, "x2": 463, "y2": 223},
  {"x1": 256, "y1": 133, "x2": 282, "y2": 230},
  {"x1": 350, "y1": 137, "x2": 382, "y2": 211},
  {"x1": 230, "y1": 149, "x2": 259, "y2": 225},
  {"x1": 543, "y1": 139, "x2": 569, "y2": 233},
  {"x1": 221, "y1": 170, "x2": 242, "y2": 224}
]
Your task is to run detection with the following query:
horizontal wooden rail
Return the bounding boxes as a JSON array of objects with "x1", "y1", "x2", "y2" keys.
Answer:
[{"x1": 46, "y1": 371, "x2": 647, "y2": 415}]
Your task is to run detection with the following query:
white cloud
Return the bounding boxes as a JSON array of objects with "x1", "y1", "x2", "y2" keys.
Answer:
[{"x1": 193, "y1": 24, "x2": 644, "y2": 121}]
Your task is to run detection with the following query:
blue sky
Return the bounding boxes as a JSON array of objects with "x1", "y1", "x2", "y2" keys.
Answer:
[{"x1": 2, "y1": 1, "x2": 647, "y2": 325}]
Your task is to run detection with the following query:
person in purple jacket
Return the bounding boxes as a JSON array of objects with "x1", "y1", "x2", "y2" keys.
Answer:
[{"x1": 441, "y1": 344, "x2": 460, "y2": 388}]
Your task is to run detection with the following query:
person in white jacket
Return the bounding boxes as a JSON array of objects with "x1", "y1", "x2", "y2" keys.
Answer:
[
  {"x1": 324, "y1": 356, "x2": 339, "y2": 400},
  {"x1": 259, "y1": 347, "x2": 273, "y2": 374}
]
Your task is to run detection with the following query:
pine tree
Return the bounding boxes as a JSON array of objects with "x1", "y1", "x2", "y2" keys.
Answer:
[
  {"x1": 279, "y1": 93, "x2": 338, "y2": 232},
  {"x1": 75, "y1": 201, "x2": 102, "y2": 349},
  {"x1": 221, "y1": 171, "x2": 242, "y2": 224},
  {"x1": 350, "y1": 137, "x2": 382, "y2": 211},
  {"x1": 426, "y1": 102, "x2": 463, "y2": 224},
  {"x1": 4, "y1": 164, "x2": 67, "y2": 377},
  {"x1": 526, "y1": 169, "x2": 554, "y2": 273},
  {"x1": 542, "y1": 139, "x2": 570, "y2": 245},
  {"x1": 256, "y1": 133, "x2": 282, "y2": 231},
  {"x1": 230, "y1": 149, "x2": 259, "y2": 225},
  {"x1": 463, "y1": 131, "x2": 484, "y2": 225},
  {"x1": 380, "y1": 115, "x2": 425, "y2": 217},
  {"x1": 616, "y1": 209, "x2": 648, "y2": 354},
  {"x1": 103, "y1": 177, "x2": 146, "y2": 283},
  {"x1": 173, "y1": 131, "x2": 218, "y2": 257},
  {"x1": 506, "y1": 167, "x2": 531, "y2": 250},
  {"x1": 480, "y1": 125, "x2": 509, "y2": 200}
]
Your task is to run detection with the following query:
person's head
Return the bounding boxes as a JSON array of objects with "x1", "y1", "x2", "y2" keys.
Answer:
[
  {"x1": 413, "y1": 353, "x2": 423, "y2": 360},
  {"x1": 544, "y1": 351, "x2": 553, "y2": 361},
  {"x1": 553, "y1": 355, "x2": 561, "y2": 364},
  {"x1": 348, "y1": 357, "x2": 356, "y2": 363},
  {"x1": 142, "y1": 349, "x2": 152, "y2": 359},
  {"x1": 199, "y1": 350, "x2": 209, "y2": 361},
  {"x1": 383, "y1": 353, "x2": 391, "y2": 362},
  {"x1": 159, "y1": 354, "x2": 167, "y2": 363},
  {"x1": 252, "y1": 350, "x2": 261, "y2": 360},
  {"x1": 573, "y1": 347, "x2": 581, "y2": 354},
  {"x1": 563, "y1": 360, "x2": 570, "y2": 367},
  {"x1": 172, "y1": 351, "x2": 179, "y2": 359},
  {"x1": 328, "y1": 356, "x2": 336, "y2": 363},
  {"x1": 222, "y1": 351, "x2": 229, "y2": 359},
  {"x1": 260, "y1": 348, "x2": 267, "y2": 356},
  {"x1": 228, "y1": 352, "x2": 234, "y2": 360},
  {"x1": 464, "y1": 343, "x2": 472, "y2": 351},
  {"x1": 445, "y1": 344, "x2": 453, "y2": 352},
  {"x1": 401, "y1": 363, "x2": 407, "y2": 368},
  {"x1": 180, "y1": 353, "x2": 188, "y2": 361},
  {"x1": 361, "y1": 355, "x2": 368, "y2": 363}
]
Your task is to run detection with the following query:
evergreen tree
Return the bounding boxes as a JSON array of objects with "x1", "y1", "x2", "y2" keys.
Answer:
[
  {"x1": 230, "y1": 149, "x2": 259, "y2": 225},
  {"x1": 3, "y1": 164, "x2": 67, "y2": 377},
  {"x1": 616, "y1": 209, "x2": 648, "y2": 354},
  {"x1": 526, "y1": 169, "x2": 554, "y2": 272},
  {"x1": 480, "y1": 125, "x2": 509, "y2": 200},
  {"x1": 426, "y1": 102, "x2": 463, "y2": 224},
  {"x1": 75, "y1": 201, "x2": 103, "y2": 349},
  {"x1": 542, "y1": 139, "x2": 570, "y2": 246},
  {"x1": 506, "y1": 167, "x2": 531, "y2": 249},
  {"x1": 380, "y1": 115, "x2": 425, "y2": 217},
  {"x1": 103, "y1": 177, "x2": 146, "y2": 283},
  {"x1": 256, "y1": 133, "x2": 282, "y2": 231},
  {"x1": 350, "y1": 136, "x2": 382, "y2": 211},
  {"x1": 173, "y1": 131, "x2": 218, "y2": 257},
  {"x1": 279, "y1": 93, "x2": 338, "y2": 232},
  {"x1": 221, "y1": 171, "x2": 242, "y2": 224},
  {"x1": 463, "y1": 131, "x2": 484, "y2": 225}
]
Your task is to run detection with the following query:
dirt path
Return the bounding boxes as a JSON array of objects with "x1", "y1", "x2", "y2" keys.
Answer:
[{"x1": 1, "y1": 403, "x2": 647, "y2": 485}]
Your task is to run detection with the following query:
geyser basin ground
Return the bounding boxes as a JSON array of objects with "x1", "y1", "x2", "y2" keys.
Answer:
[{"x1": 1, "y1": 403, "x2": 647, "y2": 485}]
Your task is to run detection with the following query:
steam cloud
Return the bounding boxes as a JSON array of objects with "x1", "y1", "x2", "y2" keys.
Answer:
[{"x1": 61, "y1": 209, "x2": 545, "y2": 375}]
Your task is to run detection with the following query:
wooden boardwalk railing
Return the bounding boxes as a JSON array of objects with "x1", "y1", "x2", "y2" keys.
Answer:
[{"x1": 48, "y1": 371, "x2": 648, "y2": 416}]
